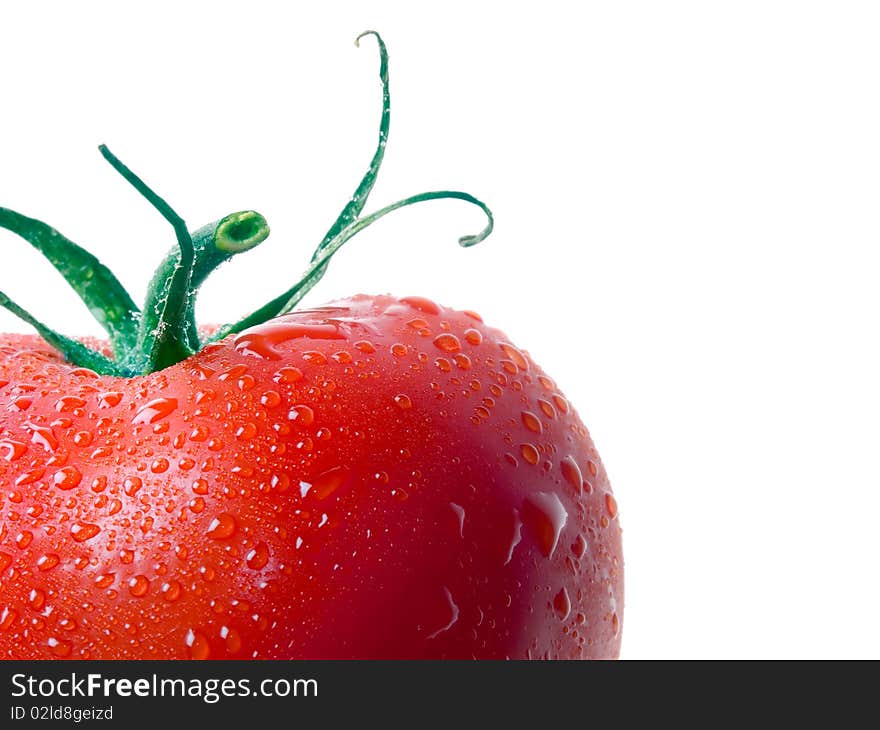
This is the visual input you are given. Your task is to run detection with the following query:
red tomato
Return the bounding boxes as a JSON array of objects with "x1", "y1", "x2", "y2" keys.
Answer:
[{"x1": 0, "y1": 295, "x2": 622, "y2": 659}]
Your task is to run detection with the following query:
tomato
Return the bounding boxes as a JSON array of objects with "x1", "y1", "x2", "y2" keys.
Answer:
[
  {"x1": 0, "y1": 295, "x2": 621, "y2": 659},
  {"x1": 0, "y1": 32, "x2": 622, "y2": 659}
]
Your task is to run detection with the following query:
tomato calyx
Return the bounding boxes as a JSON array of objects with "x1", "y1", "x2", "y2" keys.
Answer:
[{"x1": 0, "y1": 31, "x2": 493, "y2": 377}]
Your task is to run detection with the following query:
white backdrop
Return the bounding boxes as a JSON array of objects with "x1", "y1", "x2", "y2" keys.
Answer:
[{"x1": 1, "y1": 1, "x2": 878, "y2": 659}]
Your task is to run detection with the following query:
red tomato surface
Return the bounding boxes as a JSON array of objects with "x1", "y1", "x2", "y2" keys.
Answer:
[{"x1": 0, "y1": 294, "x2": 622, "y2": 659}]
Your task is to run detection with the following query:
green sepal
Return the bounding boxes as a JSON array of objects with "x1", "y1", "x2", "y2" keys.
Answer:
[{"x1": 0, "y1": 207, "x2": 139, "y2": 358}]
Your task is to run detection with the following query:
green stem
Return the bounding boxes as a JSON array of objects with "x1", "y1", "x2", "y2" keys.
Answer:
[
  {"x1": 0, "y1": 31, "x2": 493, "y2": 376},
  {"x1": 98, "y1": 145, "x2": 196, "y2": 373}
]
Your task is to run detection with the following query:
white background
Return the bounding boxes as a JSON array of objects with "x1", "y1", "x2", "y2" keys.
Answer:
[{"x1": 1, "y1": 1, "x2": 878, "y2": 659}]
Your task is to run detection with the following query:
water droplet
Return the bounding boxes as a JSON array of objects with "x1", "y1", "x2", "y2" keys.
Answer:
[
  {"x1": 427, "y1": 587, "x2": 460, "y2": 639},
  {"x1": 128, "y1": 575, "x2": 149, "y2": 597},
  {"x1": 301, "y1": 350, "x2": 327, "y2": 365},
  {"x1": 605, "y1": 493, "x2": 618, "y2": 519},
  {"x1": 394, "y1": 394, "x2": 413, "y2": 410},
  {"x1": 221, "y1": 625, "x2": 243, "y2": 654},
  {"x1": 28, "y1": 588, "x2": 46, "y2": 610},
  {"x1": 15, "y1": 531, "x2": 33, "y2": 549},
  {"x1": 206, "y1": 513, "x2": 237, "y2": 540},
  {"x1": 95, "y1": 573, "x2": 115, "y2": 589},
  {"x1": 133, "y1": 398, "x2": 178, "y2": 425},
  {"x1": 538, "y1": 399, "x2": 556, "y2": 419},
  {"x1": 453, "y1": 353, "x2": 471, "y2": 370},
  {"x1": 520, "y1": 443, "x2": 540, "y2": 465},
  {"x1": 571, "y1": 534, "x2": 588, "y2": 558},
  {"x1": 120, "y1": 549, "x2": 134, "y2": 564},
  {"x1": 150, "y1": 458, "x2": 169, "y2": 474},
  {"x1": 463, "y1": 328, "x2": 483, "y2": 345},
  {"x1": 0, "y1": 439, "x2": 26, "y2": 461},
  {"x1": 401, "y1": 295, "x2": 440, "y2": 315},
  {"x1": 522, "y1": 492, "x2": 568, "y2": 558},
  {"x1": 287, "y1": 405, "x2": 315, "y2": 426},
  {"x1": 246, "y1": 542, "x2": 270, "y2": 570},
  {"x1": 273, "y1": 367, "x2": 304, "y2": 385},
  {"x1": 449, "y1": 503, "x2": 465, "y2": 538},
  {"x1": 36, "y1": 553, "x2": 60, "y2": 571},
  {"x1": 235, "y1": 422, "x2": 258, "y2": 440},
  {"x1": 260, "y1": 390, "x2": 281, "y2": 408},
  {"x1": 55, "y1": 395, "x2": 86, "y2": 412},
  {"x1": 312, "y1": 467, "x2": 350, "y2": 500},
  {"x1": 185, "y1": 628, "x2": 211, "y2": 659},
  {"x1": 354, "y1": 340, "x2": 376, "y2": 353},
  {"x1": 560, "y1": 457, "x2": 583, "y2": 494},
  {"x1": 552, "y1": 393, "x2": 569, "y2": 414},
  {"x1": 521, "y1": 411, "x2": 543, "y2": 434},
  {"x1": 26, "y1": 423, "x2": 58, "y2": 451},
  {"x1": 391, "y1": 343, "x2": 408, "y2": 358},
  {"x1": 124, "y1": 476, "x2": 143, "y2": 497},
  {"x1": 70, "y1": 522, "x2": 100, "y2": 543},
  {"x1": 433, "y1": 333, "x2": 461, "y2": 353},
  {"x1": 0, "y1": 552, "x2": 11, "y2": 572},
  {"x1": 504, "y1": 509, "x2": 523, "y2": 565},
  {"x1": 553, "y1": 587, "x2": 571, "y2": 620},
  {"x1": 434, "y1": 357, "x2": 452, "y2": 372},
  {"x1": 53, "y1": 466, "x2": 82, "y2": 491},
  {"x1": 0, "y1": 607, "x2": 18, "y2": 631},
  {"x1": 611, "y1": 612, "x2": 620, "y2": 636},
  {"x1": 235, "y1": 318, "x2": 343, "y2": 359},
  {"x1": 99, "y1": 391, "x2": 123, "y2": 407},
  {"x1": 500, "y1": 343, "x2": 529, "y2": 371},
  {"x1": 47, "y1": 637, "x2": 72, "y2": 657},
  {"x1": 161, "y1": 580, "x2": 182, "y2": 602}
]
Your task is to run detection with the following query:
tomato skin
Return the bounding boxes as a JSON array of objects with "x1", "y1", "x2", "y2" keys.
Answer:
[{"x1": 0, "y1": 294, "x2": 622, "y2": 659}]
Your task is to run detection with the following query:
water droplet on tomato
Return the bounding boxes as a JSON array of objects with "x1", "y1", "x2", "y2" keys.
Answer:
[
  {"x1": 449, "y1": 502, "x2": 465, "y2": 538},
  {"x1": 150, "y1": 458, "x2": 169, "y2": 474},
  {"x1": 401, "y1": 295, "x2": 440, "y2": 315},
  {"x1": 287, "y1": 405, "x2": 314, "y2": 426},
  {"x1": 605, "y1": 493, "x2": 618, "y2": 519},
  {"x1": 0, "y1": 607, "x2": 18, "y2": 631},
  {"x1": 55, "y1": 395, "x2": 86, "y2": 412},
  {"x1": 521, "y1": 411, "x2": 542, "y2": 434},
  {"x1": 220, "y1": 625, "x2": 243, "y2": 654},
  {"x1": 260, "y1": 390, "x2": 282, "y2": 407},
  {"x1": 571, "y1": 534, "x2": 587, "y2": 558},
  {"x1": 553, "y1": 587, "x2": 571, "y2": 620},
  {"x1": 36, "y1": 553, "x2": 60, "y2": 571},
  {"x1": 246, "y1": 542, "x2": 270, "y2": 570},
  {"x1": 311, "y1": 467, "x2": 349, "y2": 500},
  {"x1": 95, "y1": 573, "x2": 115, "y2": 589},
  {"x1": 26, "y1": 423, "x2": 58, "y2": 451},
  {"x1": 52, "y1": 466, "x2": 82, "y2": 491},
  {"x1": 70, "y1": 522, "x2": 100, "y2": 542},
  {"x1": 500, "y1": 343, "x2": 529, "y2": 371},
  {"x1": 522, "y1": 492, "x2": 568, "y2": 558},
  {"x1": 433, "y1": 334, "x2": 461, "y2": 353},
  {"x1": 463, "y1": 328, "x2": 482, "y2": 345},
  {"x1": 560, "y1": 457, "x2": 583, "y2": 494},
  {"x1": 0, "y1": 439, "x2": 26, "y2": 461},
  {"x1": 206, "y1": 513, "x2": 237, "y2": 539},
  {"x1": 426, "y1": 587, "x2": 460, "y2": 639},
  {"x1": 394, "y1": 394, "x2": 413, "y2": 410},
  {"x1": 236, "y1": 422, "x2": 258, "y2": 440},
  {"x1": 273, "y1": 367, "x2": 304, "y2": 385},
  {"x1": 132, "y1": 398, "x2": 178, "y2": 425},
  {"x1": 537, "y1": 399, "x2": 556, "y2": 419},
  {"x1": 124, "y1": 477, "x2": 143, "y2": 497},
  {"x1": 161, "y1": 580, "x2": 182, "y2": 602},
  {"x1": 15, "y1": 531, "x2": 32, "y2": 549},
  {"x1": 504, "y1": 509, "x2": 523, "y2": 565},
  {"x1": 0, "y1": 552, "x2": 12, "y2": 572},
  {"x1": 235, "y1": 318, "x2": 344, "y2": 359},
  {"x1": 520, "y1": 443, "x2": 540, "y2": 465},
  {"x1": 185, "y1": 628, "x2": 211, "y2": 659},
  {"x1": 28, "y1": 588, "x2": 46, "y2": 611},
  {"x1": 128, "y1": 575, "x2": 149, "y2": 596},
  {"x1": 435, "y1": 357, "x2": 452, "y2": 372},
  {"x1": 47, "y1": 637, "x2": 72, "y2": 657}
]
